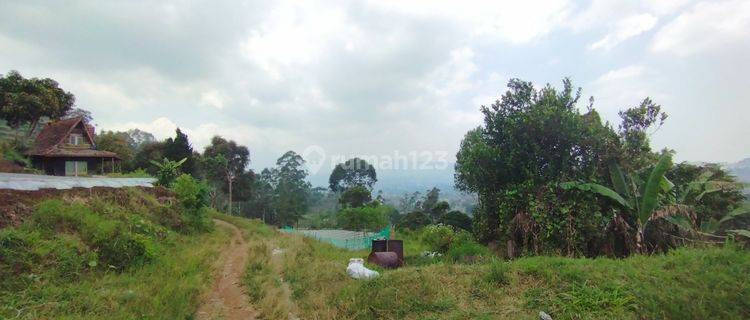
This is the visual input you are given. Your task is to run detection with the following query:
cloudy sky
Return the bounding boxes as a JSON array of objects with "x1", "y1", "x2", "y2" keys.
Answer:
[{"x1": 1, "y1": 0, "x2": 749, "y2": 182}]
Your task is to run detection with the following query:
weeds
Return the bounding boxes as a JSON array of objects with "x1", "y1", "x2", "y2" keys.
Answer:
[{"x1": 0, "y1": 188, "x2": 226, "y2": 319}]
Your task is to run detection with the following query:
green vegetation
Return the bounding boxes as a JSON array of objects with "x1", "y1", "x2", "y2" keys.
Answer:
[
  {"x1": 234, "y1": 219, "x2": 750, "y2": 320},
  {"x1": 337, "y1": 205, "x2": 390, "y2": 231},
  {"x1": 0, "y1": 187, "x2": 224, "y2": 319},
  {"x1": 150, "y1": 157, "x2": 187, "y2": 187}
]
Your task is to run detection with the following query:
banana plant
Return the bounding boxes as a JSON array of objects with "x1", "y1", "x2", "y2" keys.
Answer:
[
  {"x1": 560, "y1": 152, "x2": 673, "y2": 252},
  {"x1": 675, "y1": 168, "x2": 743, "y2": 205},
  {"x1": 149, "y1": 157, "x2": 187, "y2": 187}
]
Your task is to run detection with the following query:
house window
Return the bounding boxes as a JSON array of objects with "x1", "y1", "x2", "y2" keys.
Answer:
[
  {"x1": 65, "y1": 161, "x2": 87, "y2": 176},
  {"x1": 68, "y1": 134, "x2": 84, "y2": 145}
]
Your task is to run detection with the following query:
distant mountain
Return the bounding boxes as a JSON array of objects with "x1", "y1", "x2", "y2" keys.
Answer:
[
  {"x1": 726, "y1": 158, "x2": 750, "y2": 184},
  {"x1": 726, "y1": 158, "x2": 750, "y2": 198}
]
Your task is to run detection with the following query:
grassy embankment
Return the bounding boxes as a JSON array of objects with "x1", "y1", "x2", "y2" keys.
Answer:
[
  {"x1": 237, "y1": 221, "x2": 750, "y2": 320},
  {"x1": 0, "y1": 188, "x2": 229, "y2": 319}
]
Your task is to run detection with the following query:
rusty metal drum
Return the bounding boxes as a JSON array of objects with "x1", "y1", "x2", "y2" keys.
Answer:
[{"x1": 367, "y1": 251, "x2": 399, "y2": 268}]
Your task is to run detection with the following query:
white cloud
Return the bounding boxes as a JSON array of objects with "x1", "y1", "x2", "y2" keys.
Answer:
[
  {"x1": 366, "y1": 0, "x2": 572, "y2": 44},
  {"x1": 102, "y1": 117, "x2": 179, "y2": 141},
  {"x1": 595, "y1": 65, "x2": 646, "y2": 83},
  {"x1": 651, "y1": 0, "x2": 750, "y2": 55},
  {"x1": 589, "y1": 13, "x2": 658, "y2": 50},
  {"x1": 589, "y1": 65, "x2": 660, "y2": 125},
  {"x1": 200, "y1": 90, "x2": 226, "y2": 110}
]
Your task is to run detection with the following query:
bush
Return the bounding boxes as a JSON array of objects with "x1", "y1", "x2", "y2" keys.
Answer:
[
  {"x1": 31, "y1": 200, "x2": 156, "y2": 270},
  {"x1": 172, "y1": 174, "x2": 209, "y2": 211},
  {"x1": 337, "y1": 205, "x2": 389, "y2": 231},
  {"x1": 446, "y1": 231, "x2": 489, "y2": 263},
  {"x1": 439, "y1": 210, "x2": 472, "y2": 231},
  {"x1": 398, "y1": 210, "x2": 431, "y2": 230},
  {"x1": 94, "y1": 231, "x2": 155, "y2": 269},
  {"x1": 485, "y1": 259, "x2": 510, "y2": 285},
  {"x1": 421, "y1": 224, "x2": 455, "y2": 253},
  {"x1": 171, "y1": 174, "x2": 213, "y2": 232}
]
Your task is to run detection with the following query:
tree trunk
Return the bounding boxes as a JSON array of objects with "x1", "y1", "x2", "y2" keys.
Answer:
[
  {"x1": 227, "y1": 172, "x2": 233, "y2": 215},
  {"x1": 26, "y1": 118, "x2": 39, "y2": 137},
  {"x1": 636, "y1": 226, "x2": 646, "y2": 254}
]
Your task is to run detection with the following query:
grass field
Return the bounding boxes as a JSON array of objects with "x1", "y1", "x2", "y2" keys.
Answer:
[
  {"x1": 2, "y1": 196, "x2": 748, "y2": 319},
  {"x1": 236, "y1": 220, "x2": 750, "y2": 320},
  {"x1": 0, "y1": 188, "x2": 227, "y2": 319}
]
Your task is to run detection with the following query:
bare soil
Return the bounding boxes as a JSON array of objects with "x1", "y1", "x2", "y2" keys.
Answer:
[
  {"x1": 0, "y1": 186, "x2": 171, "y2": 229},
  {"x1": 195, "y1": 219, "x2": 256, "y2": 320}
]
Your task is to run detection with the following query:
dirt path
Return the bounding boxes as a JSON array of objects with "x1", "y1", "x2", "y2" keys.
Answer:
[{"x1": 195, "y1": 219, "x2": 256, "y2": 320}]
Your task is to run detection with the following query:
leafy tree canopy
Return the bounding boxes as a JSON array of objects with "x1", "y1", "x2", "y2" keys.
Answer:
[
  {"x1": 338, "y1": 185, "x2": 372, "y2": 208},
  {"x1": 328, "y1": 157, "x2": 377, "y2": 192},
  {"x1": 163, "y1": 128, "x2": 196, "y2": 175},
  {"x1": 0, "y1": 70, "x2": 75, "y2": 138}
]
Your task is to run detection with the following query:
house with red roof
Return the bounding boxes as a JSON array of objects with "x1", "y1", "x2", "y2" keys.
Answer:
[{"x1": 26, "y1": 117, "x2": 120, "y2": 176}]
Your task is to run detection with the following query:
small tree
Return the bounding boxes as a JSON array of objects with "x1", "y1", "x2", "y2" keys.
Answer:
[
  {"x1": 149, "y1": 157, "x2": 186, "y2": 187},
  {"x1": 204, "y1": 154, "x2": 237, "y2": 215}
]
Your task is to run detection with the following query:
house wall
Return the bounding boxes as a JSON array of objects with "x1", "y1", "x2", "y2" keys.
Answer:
[{"x1": 33, "y1": 157, "x2": 112, "y2": 176}]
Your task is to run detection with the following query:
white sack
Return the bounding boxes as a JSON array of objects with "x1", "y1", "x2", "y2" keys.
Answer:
[{"x1": 346, "y1": 258, "x2": 379, "y2": 280}]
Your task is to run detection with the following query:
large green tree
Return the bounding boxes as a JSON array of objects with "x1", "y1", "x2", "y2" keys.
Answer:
[
  {"x1": 328, "y1": 157, "x2": 377, "y2": 192},
  {"x1": 274, "y1": 151, "x2": 312, "y2": 226},
  {"x1": 454, "y1": 78, "x2": 625, "y2": 254},
  {"x1": 0, "y1": 70, "x2": 75, "y2": 140},
  {"x1": 163, "y1": 128, "x2": 196, "y2": 175},
  {"x1": 202, "y1": 136, "x2": 250, "y2": 215},
  {"x1": 95, "y1": 131, "x2": 136, "y2": 169}
]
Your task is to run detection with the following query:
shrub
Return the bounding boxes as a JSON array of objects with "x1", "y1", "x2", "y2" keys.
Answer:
[
  {"x1": 172, "y1": 174, "x2": 209, "y2": 211},
  {"x1": 94, "y1": 231, "x2": 155, "y2": 270},
  {"x1": 485, "y1": 260, "x2": 510, "y2": 285},
  {"x1": 32, "y1": 200, "x2": 156, "y2": 270},
  {"x1": 337, "y1": 205, "x2": 389, "y2": 231},
  {"x1": 447, "y1": 231, "x2": 489, "y2": 263},
  {"x1": 421, "y1": 224, "x2": 455, "y2": 253},
  {"x1": 171, "y1": 174, "x2": 213, "y2": 232},
  {"x1": 439, "y1": 210, "x2": 472, "y2": 231},
  {"x1": 398, "y1": 210, "x2": 431, "y2": 230}
]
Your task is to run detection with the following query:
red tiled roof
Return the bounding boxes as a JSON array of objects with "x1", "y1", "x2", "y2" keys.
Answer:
[{"x1": 26, "y1": 117, "x2": 119, "y2": 159}]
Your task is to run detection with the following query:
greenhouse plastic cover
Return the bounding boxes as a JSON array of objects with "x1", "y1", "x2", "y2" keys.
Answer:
[{"x1": 0, "y1": 173, "x2": 155, "y2": 190}]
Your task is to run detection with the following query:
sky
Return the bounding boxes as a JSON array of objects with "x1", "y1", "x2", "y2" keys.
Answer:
[{"x1": 1, "y1": 0, "x2": 749, "y2": 186}]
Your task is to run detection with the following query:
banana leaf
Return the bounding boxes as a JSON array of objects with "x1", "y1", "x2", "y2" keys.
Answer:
[{"x1": 639, "y1": 153, "x2": 672, "y2": 224}]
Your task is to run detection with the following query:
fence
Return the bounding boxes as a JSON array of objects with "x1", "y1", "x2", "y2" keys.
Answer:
[{"x1": 280, "y1": 226, "x2": 390, "y2": 250}]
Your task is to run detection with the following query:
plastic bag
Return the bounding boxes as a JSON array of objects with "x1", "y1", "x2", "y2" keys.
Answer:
[{"x1": 346, "y1": 258, "x2": 379, "y2": 279}]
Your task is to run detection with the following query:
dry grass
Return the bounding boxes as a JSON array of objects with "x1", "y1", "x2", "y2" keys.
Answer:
[{"x1": 232, "y1": 218, "x2": 750, "y2": 320}]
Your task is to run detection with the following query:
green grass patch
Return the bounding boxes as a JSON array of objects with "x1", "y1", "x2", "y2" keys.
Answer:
[
  {"x1": 232, "y1": 218, "x2": 750, "y2": 320},
  {"x1": 0, "y1": 188, "x2": 229, "y2": 319}
]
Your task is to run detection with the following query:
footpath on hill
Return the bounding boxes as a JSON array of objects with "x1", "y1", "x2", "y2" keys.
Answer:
[{"x1": 195, "y1": 219, "x2": 257, "y2": 320}]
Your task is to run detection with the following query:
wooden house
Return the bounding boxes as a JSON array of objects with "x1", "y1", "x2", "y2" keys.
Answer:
[{"x1": 26, "y1": 117, "x2": 120, "y2": 176}]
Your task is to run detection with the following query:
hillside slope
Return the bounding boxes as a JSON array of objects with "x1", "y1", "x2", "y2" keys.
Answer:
[{"x1": 0, "y1": 187, "x2": 228, "y2": 319}]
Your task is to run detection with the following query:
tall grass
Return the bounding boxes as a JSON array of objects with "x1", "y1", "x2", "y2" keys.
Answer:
[
  {"x1": 0, "y1": 188, "x2": 229, "y2": 319},
  {"x1": 236, "y1": 222, "x2": 750, "y2": 320}
]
